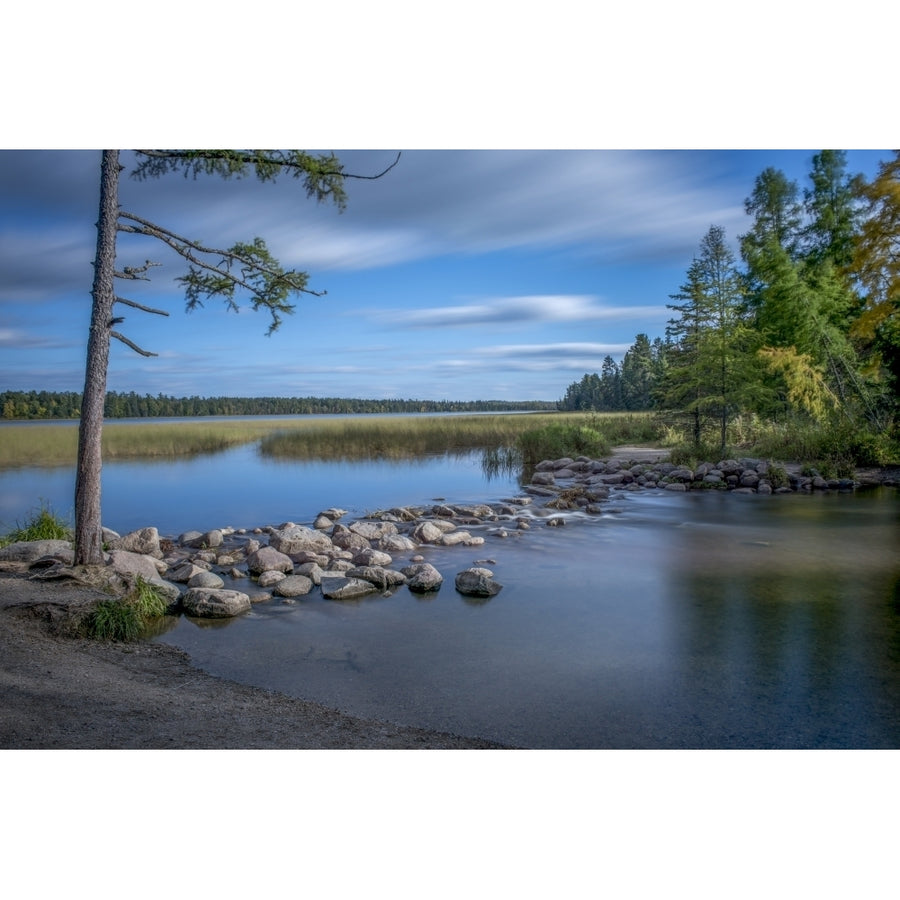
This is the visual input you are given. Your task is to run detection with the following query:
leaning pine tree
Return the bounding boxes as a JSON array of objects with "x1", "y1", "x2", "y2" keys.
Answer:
[{"x1": 74, "y1": 150, "x2": 399, "y2": 566}]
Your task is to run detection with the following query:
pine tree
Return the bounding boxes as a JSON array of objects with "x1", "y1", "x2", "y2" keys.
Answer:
[
  {"x1": 74, "y1": 149, "x2": 399, "y2": 565},
  {"x1": 658, "y1": 225, "x2": 755, "y2": 456}
]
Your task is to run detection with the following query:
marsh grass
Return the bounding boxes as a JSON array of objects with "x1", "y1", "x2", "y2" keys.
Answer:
[
  {"x1": 1, "y1": 412, "x2": 666, "y2": 468},
  {"x1": 83, "y1": 576, "x2": 169, "y2": 641}
]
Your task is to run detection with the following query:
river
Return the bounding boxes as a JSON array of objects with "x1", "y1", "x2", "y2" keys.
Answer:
[{"x1": 1, "y1": 430, "x2": 898, "y2": 748}]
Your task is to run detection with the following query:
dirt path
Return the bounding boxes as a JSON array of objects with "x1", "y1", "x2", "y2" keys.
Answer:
[{"x1": 0, "y1": 573, "x2": 507, "y2": 749}]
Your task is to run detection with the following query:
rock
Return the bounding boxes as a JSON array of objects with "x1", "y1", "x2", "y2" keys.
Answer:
[
  {"x1": 187, "y1": 570, "x2": 225, "y2": 589},
  {"x1": 313, "y1": 515, "x2": 334, "y2": 530},
  {"x1": 147, "y1": 577, "x2": 182, "y2": 608},
  {"x1": 273, "y1": 575, "x2": 314, "y2": 597},
  {"x1": 351, "y1": 548, "x2": 393, "y2": 568},
  {"x1": 0, "y1": 539, "x2": 73, "y2": 564},
  {"x1": 269, "y1": 525, "x2": 334, "y2": 555},
  {"x1": 401, "y1": 562, "x2": 443, "y2": 593},
  {"x1": 246, "y1": 545, "x2": 294, "y2": 575},
  {"x1": 108, "y1": 527, "x2": 163, "y2": 559},
  {"x1": 180, "y1": 529, "x2": 224, "y2": 549},
  {"x1": 182, "y1": 588, "x2": 251, "y2": 618},
  {"x1": 411, "y1": 521, "x2": 446, "y2": 544},
  {"x1": 320, "y1": 576, "x2": 379, "y2": 600},
  {"x1": 531, "y1": 472, "x2": 556, "y2": 485},
  {"x1": 440, "y1": 531, "x2": 479, "y2": 546},
  {"x1": 664, "y1": 483, "x2": 687, "y2": 492},
  {"x1": 167, "y1": 562, "x2": 209, "y2": 583},
  {"x1": 374, "y1": 534, "x2": 418, "y2": 552},
  {"x1": 347, "y1": 566, "x2": 408, "y2": 590},
  {"x1": 294, "y1": 562, "x2": 325, "y2": 585},
  {"x1": 455, "y1": 568, "x2": 503, "y2": 597},
  {"x1": 107, "y1": 549, "x2": 165, "y2": 581},
  {"x1": 348, "y1": 521, "x2": 399, "y2": 540},
  {"x1": 258, "y1": 570, "x2": 287, "y2": 588},
  {"x1": 331, "y1": 529, "x2": 372, "y2": 551}
]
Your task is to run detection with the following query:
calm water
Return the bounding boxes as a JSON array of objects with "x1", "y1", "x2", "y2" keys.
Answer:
[
  {"x1": 156, "y1": 486, "x2": 899, "y2": 749},
  {"x1": 2, "y1": 429, "x2": 898, "y2": 748}
]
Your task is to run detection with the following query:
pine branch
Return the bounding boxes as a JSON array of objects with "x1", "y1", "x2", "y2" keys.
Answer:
[
  {"x1": 110, "y1": 330, "x2": 158, "y2": 357},
  {"x1": 115, "y1": 296, "x2": 170, "y2": 317}
]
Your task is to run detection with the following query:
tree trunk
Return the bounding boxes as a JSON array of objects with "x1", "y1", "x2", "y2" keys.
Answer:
[{"x1": 74, "y1": 150, "x2": 119, "y2": 565}]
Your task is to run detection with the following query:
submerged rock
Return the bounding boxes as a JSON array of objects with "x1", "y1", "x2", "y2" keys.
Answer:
[{"x1": 321, "y1": 576, "x2": 380, "y2": 600}]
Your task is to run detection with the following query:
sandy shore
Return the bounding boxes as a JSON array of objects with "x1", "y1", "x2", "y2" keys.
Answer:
[{"x1": 0, "y1": 572, "x2": 508, "y2": 749}]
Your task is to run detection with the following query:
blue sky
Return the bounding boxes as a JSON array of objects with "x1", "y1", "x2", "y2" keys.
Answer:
[{"x1": 0, "y1": 149, "x2": 890, "y2": 402}]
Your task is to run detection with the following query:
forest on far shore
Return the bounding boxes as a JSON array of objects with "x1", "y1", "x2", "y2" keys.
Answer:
[{"x1": 0, "y1": 390, "x2": 557, "y2": 420}]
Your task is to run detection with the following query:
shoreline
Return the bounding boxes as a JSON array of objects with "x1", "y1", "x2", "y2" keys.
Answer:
[
  {"x1": 0, "y1": 574, "x2": 508, "y2": 749},
  {"x1": 3, "y1": 450, "x2": 898, "y2": 751}
]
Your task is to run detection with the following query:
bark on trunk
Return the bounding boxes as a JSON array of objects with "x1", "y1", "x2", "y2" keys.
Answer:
[{"x1": 74, "y1": 150, "x2": 120, "y2": 566}]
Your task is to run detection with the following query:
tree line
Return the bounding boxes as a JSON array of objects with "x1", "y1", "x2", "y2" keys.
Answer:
[
  {"x1": 0, "y1": 389, "x2": 557, "y2": 420},
  {"x1": 559, "y1": 150, "x2": 900, "y2": 459}
]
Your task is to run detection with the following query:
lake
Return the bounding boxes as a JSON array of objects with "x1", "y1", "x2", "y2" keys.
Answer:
[{"x1": 2, "y1": 426, "x2": 898, "y2": 748}]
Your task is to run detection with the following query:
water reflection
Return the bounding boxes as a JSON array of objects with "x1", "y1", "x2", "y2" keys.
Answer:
[{"x1": 155, "y1": 489, "x2": 900, "y2": 748}]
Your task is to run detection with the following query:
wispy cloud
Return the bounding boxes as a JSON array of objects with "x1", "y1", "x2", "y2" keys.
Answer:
[{"x1": 369, "y1": 295, "x2": 669, "y2": 329}]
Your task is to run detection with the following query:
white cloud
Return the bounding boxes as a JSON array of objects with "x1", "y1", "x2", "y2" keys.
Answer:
[{"x1": 369, "y1": 295, "x2": 670, "y2": 329}]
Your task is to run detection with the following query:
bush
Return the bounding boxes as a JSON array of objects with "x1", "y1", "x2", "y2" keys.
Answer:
[
  {"x1": 83, "y1": 577, "x2": 168, "y2": 641},
  {"x1": 0, "y1": 500, "x2": 72, "y2": 547}
]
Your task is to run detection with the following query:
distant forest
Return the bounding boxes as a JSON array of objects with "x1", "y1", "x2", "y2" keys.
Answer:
[{"x1": 0, "y1": 390, "x2": 558, "y2": 420}]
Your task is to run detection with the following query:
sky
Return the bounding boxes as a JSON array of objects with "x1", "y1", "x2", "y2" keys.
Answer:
[{"x1": 1, "y1": 148, "x2": 891, "y2": 403}]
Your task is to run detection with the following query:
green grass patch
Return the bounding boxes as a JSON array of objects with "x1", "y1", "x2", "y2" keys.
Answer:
[
  {"x1": 0, "y1": 500, "x2": 72, "y2": 547},
  {"x1": 83, "y1": 576, "x2": 169, "y2": 642},
  {"x1": 517, "y1": 413, "x2": 662, "y2": 466}
]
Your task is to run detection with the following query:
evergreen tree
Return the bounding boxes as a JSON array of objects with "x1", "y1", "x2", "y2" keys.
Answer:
[
  {"x1": 74, "y1": 150, "x2": 399, "y2": 564},
  {"x1": 620, "y1": 333, "x2": 655, "y2": 410},
  {"x1": 850, "y1": 150, "x2": 900, "y2": 413},
  {"x1": 658, "y1": 225, "x2": 755, "y2": 455},
  {"x1": 803, "y1": 149, "x2": 859, "y2": 270}
]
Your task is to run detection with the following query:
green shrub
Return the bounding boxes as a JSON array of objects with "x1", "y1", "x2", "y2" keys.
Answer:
[{"x1": 0, "y1": 500, "x2": 72, "y2": 547}]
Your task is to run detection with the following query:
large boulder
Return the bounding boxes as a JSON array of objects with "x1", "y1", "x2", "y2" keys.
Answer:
[
  {"x1": 348, "y1": 521, "x2": 399, "y2": 541},
  {"x1": 182, "y1": 588, "x2": 251, "y2": 618},
  {"x1": 107, "y1": 549, "x2": 165, "y2": 581},
  {"x1": 269, "y1": 525, "x2": 333, "y2": 556},
  {"x1": 107, "y1": 527, "x2": 163, "y2": 559},
  {"x1": 0, "y1": 540, "x2": 73, "y2": 565},
  {"x1": 246, "y1": 545, "x2": 294, "y2": 575}
]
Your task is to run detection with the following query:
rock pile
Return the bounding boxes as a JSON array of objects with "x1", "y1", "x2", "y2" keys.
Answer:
[
  {"x1": 524, "y1": 454, "x2": 862, "y2": 508},
  {"x1": 0, "y1": 452, "x2": 880, "y2": 620}
]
